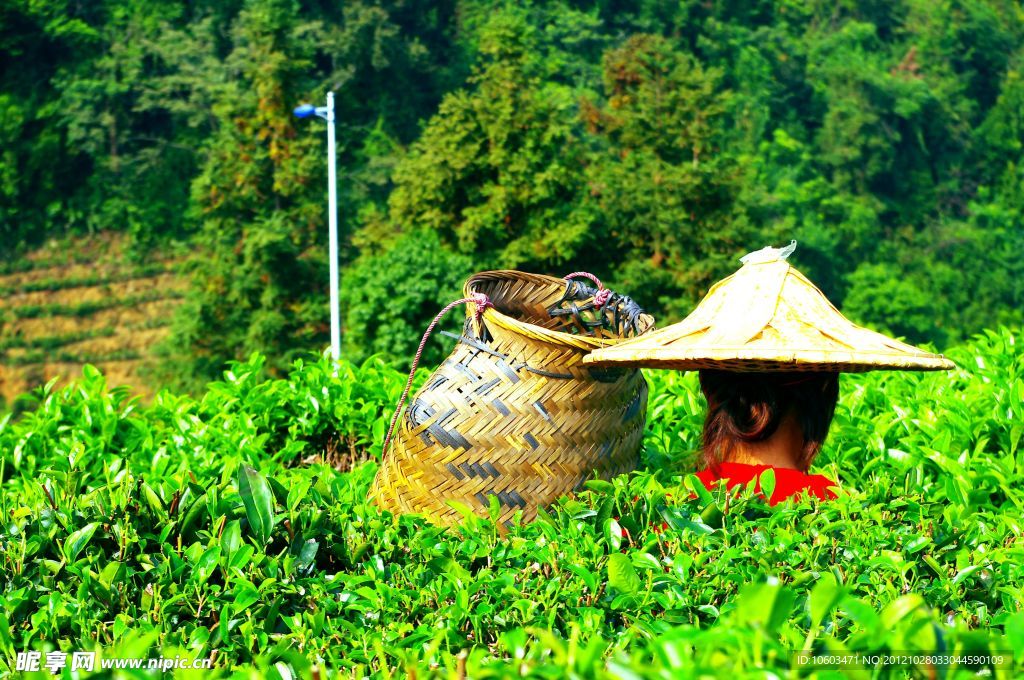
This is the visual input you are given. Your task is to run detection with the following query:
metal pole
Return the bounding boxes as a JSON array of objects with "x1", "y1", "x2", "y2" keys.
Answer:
[{"x1": 326, "y1": 91, "x2": 341, "y2": 365}]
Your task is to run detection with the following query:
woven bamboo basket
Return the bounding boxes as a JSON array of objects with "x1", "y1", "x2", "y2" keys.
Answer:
[{"x1": 372, "y1": 270, "x2": 655, "y2": 527}]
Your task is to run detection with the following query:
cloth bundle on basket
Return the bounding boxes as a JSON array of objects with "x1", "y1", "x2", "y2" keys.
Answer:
[{"x1": 372, "y1": 270, "x2": 655, "y2": 527}]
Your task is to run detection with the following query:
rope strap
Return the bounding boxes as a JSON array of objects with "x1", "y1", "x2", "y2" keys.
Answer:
[
  {"x1": 564, "y1": 271, "x2": 612, "y2": 307},
  {"x1": 381, "y1": 293, "x2": 491, "y2": 459}
]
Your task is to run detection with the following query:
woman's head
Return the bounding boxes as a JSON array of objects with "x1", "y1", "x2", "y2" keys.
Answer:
[{"x1": 698, "y1": 370, "x2": 840, "y2": 472}]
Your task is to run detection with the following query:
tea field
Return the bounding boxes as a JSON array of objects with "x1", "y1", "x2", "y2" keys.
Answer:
[
  {"x1": 0, "y1": 234, "x2": 185, "y2": 410},
  {"x1": 0, "y1": 328, "x2": 1022, "y2": 678}
]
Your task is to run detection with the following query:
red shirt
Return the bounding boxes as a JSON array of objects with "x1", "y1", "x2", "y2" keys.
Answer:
[{"x1": 694, "y1": 462, "x2": 838, "y2": 506}]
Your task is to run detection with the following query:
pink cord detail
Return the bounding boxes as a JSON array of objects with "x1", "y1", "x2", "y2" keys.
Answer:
[
  {"x1": 564, "y1": 271, "x2": 612, "y2": 307},
  {"x1": 381, "y1": 293, "x2": 491, "y2": 459}
]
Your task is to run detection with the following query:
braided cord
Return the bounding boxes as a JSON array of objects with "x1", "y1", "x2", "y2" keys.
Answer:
[
  {"x1": 564, "y1": 271, "x2": 612, "y2": 306},
  {"x1": 381, "y1": 293, "x2": 492, "y2": 459}
]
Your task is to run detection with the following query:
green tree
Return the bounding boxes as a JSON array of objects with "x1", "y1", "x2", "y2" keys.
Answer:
[
  {"x1": 579, "y1": 34, "x2": 741, "y2": 315},
  {"x1": 54, "y1": 0, "x2": 198, "y2": 242},
  {"x1": 0, "y1": 0, "x2": 98, "y2": 250},
  {"x1": 159, "y1": 0, "x2": 470, "y2": 387},
  {"x1": 385, "y1": 8, "x2": 589, "y2": 270},
  {"x1": 160, "y1": 0, "x2": 326, "y2": 388},
  {"x1": 341, "y1": 229, "x2": 474, "y2": 367},
  {"x1": 5, "y1": 0, "x2": 1024, "y2": 376}
]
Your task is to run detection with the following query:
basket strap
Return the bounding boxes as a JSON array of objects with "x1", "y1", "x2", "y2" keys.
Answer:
[
  {"x1": 381, "y1": 293, "x2": 492, "y2": 459},
  {"x1": 564, "y1": 271, "x2": 612, "y2": 307}
]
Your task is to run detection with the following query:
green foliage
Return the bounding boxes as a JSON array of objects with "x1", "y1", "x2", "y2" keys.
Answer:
[
  {"x1": 348, "y1": 0, "x2": 1023, "y2": 364},
  {"x1": 148, "y1": 0, "x2": 474, "y2": 388},
  {"x1": 155, "y1": 0, "x2": 329, "y2": 389},
  {"x1": 1, "y1": 328, "x2": 1022, "y2": 677},
  {"x1": 6, "y1": 291, "x2": 180, "y2": 321},
  {"x1": 4, "y1": 0, "x2": 1024, "y2": 388},
  {"x1": 578, "y1": 34, "x2": 742, "y2": 315},
  {"x1": 0, "y1": 0, "x2": 464, "y2": 254},
  {"x1": 387, "y1": 8, "x2": 590, "y2": 269},
  {"x1": 341, "y1": 229, "x2": 474, "y2": 367},
  {"x1": 0, "y1": 263, "x2": 169, "y2": 298},
  {"x1": 0, "y1": 0, "x2": 206, "y2": 247}
]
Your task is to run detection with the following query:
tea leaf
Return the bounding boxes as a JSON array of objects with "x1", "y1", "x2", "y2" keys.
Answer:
[
  {"x1": 63, "y1": 523, "x2": 98, "y2": 562},
  {"x1": 607, "y1": 553, "x2": 641, "y2": 595},
  {"x1": 238, "y1": 465, "x2": 275, "y2": 547}
]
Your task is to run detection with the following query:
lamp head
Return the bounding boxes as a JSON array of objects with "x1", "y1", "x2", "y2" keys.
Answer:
[{"x1": 293, "y1": 104, "x2": 316, "y2": 119}]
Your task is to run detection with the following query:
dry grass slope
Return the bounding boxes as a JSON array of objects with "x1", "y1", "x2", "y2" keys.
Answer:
[{"x1": 0, "y1": 233, "x2": 187, "y2": 407}]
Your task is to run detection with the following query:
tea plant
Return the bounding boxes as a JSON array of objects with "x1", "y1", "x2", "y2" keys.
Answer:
[
  {"x1": 0, "y1": 329, "x2": 1021, "y2": 678},
  {"x1": 9, "y1": 291, "x2": 183, "y2": 321},
  {"x1": 0, "y1": 264, "x2": 172, "y2": 298}
]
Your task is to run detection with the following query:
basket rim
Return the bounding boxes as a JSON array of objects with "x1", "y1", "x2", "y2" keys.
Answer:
[{"x1": 464, "y1": 270, "x2": 648, "y2": 351}]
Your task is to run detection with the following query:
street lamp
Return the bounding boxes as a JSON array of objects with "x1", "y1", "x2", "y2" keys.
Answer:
[{"x1": 294, "y1": 91, "x2": 341, "y2": 365}]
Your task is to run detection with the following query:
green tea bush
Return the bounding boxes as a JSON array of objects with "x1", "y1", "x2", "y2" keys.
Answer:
[
  {"x1": 9, "y1": 292, "x2": 184, "y2": 321},
  {"x1": 0, "y1": 329, "x2": 1022, "y2": 678},
  {"x1": 0, "y1": 264, "x2": 172, "y2": 298}
]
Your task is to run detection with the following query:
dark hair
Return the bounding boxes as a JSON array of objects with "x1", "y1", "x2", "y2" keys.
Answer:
[{"x1": 698, "y1": 370, "x2": 840, "y2": 472}]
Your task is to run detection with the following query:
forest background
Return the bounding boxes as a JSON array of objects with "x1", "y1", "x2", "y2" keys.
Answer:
[{"x1": 2, "y1": 0, "x2": 1022, "y2": 395}]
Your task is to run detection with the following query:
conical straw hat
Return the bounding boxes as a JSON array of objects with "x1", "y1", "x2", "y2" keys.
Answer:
[{"x1": 583, "y1": 242, "x2": 956, "y2": 373}]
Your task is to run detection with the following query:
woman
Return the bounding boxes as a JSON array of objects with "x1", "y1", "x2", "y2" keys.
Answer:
[
  {"x1": 693, "y1": 369, "x2": 840, "y2": 505},
  {"x1": 583, "y1": 241, "x2": 955, "y2": 505}
]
